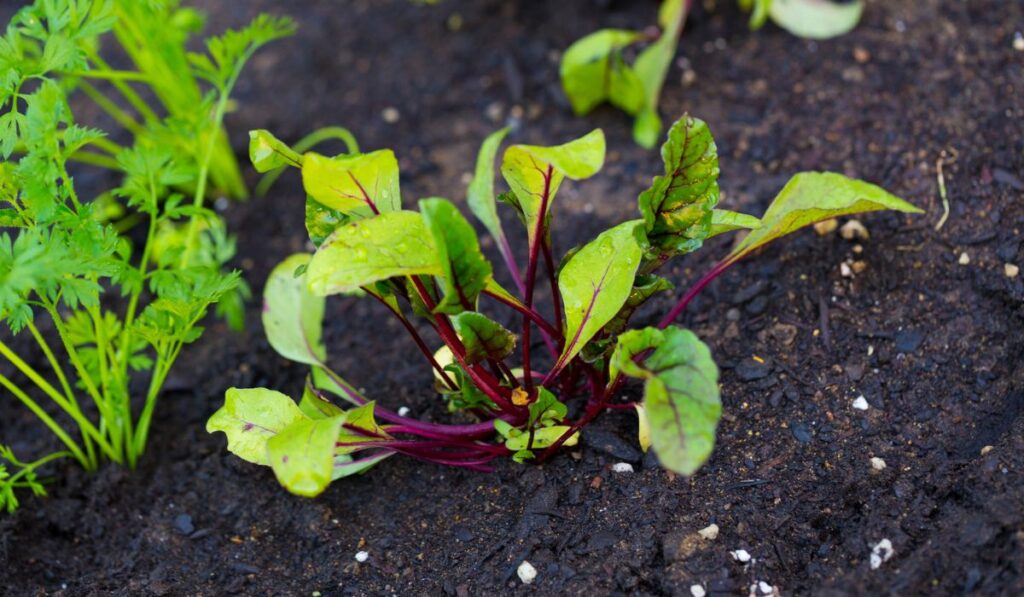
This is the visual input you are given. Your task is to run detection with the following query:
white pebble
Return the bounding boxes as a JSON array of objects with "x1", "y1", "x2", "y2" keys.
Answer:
[
  {"x1": 381, "y1": 107, "x2": 400, "y2": 123},
  {"x1": 611, "y1": 462, "x2": 634, "y2": 473},
  {"x1": 870, "y1": 457, "x2": 887, "y2": 471},
  {"x1": 840, "y1": 219, "x2": 869, "y2": 240},
  {"x1": 852, "y1": 395, "x2": 870, "y2": 411},
  {"x1": 870, "y1": 538, "x2": 894, "y2": 569},
  {"x1": 1005, "y1": 263, "x2": 1020, "y2": 278},
  {"x1": 840, "y1": 262, "x2": 854, "y2": 277},
  {"x1": 690, "y1": 585, "x2": 706, "y2": 597},
  {"x1": 958, "y1": 252, "x2": 970, "y2": 265},
  {"x1": 517, "y1": 560, "x2": 537, "y2": 584},
  {"x1": 758, "y1": 581, "x2": 774, "y2": 594},
  {"x1": 698, "y1": 523, "x2": 719, "y2": 540},
  {"x1": 1014, "y1": 31, "x2": 1024, "y2": 51},
  {"x1": 731, "y1": 549, "x2": 752, "y2": 563},
  {"x1": 354, "y1": 550, "x2": 369, "y2": 563},
  {"x1": 397, "y1": 406, "x2": 411, "y2": 417}
]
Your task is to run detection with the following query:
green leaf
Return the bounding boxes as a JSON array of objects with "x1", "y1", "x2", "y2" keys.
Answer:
[
  {"x1": 528, "y1": 387, "x2": 567, "y2": 427},
  {"x1": 639, "y1": 115, "x2": 719, "y2": 258},
  {"x1": 501, "y1": 129, "x2": 605, "y2": 246},
  {"x1": 249, "y1": 129, "x2": 301, "y2": 172},
  {"x1": 301, "y1": 150, "x2": 401, "y2": 216},
  {"x1": 728, "y1": 172, "x2": 923, "y2": 262},
  {"x1": 333, "y1": 451, "x2": 393, "y2": 480},
  {"x1": 708, "y1": 209, "x2": 761, "y2": 238},
  {"x1": 560, "y1": 29, "x2": 646, "y2": 115},
  {"x1": 335, "y1": 402, "x2": 391, "y2": 455},
  {"x1": 741, "y1": 0, "x2": 773, "y2": 29},
  {"x1": 769, "y1": 0, "x2": 863, "y2": 40},
  {"x1": 467, "y1": 127, "x2": 510, "y2": 244},
  {"x1": 306, "y1": 211, "x2": 440, "y2": 296},
  {"x1": 419, "y1": 197, "x2": 493, "y2": 313},
  {"x1": 299, "y1": 382, "x2": 345, "y2": 420},
  {"x1": 305, "y1": 197, "x2": 351, "y2": 248},
  {"x1": 207, "y1": 388, "x2": 307, "y2": 466},
  {"x1": 557, "y1": 220, "x2": 645, "y2": 368},
  {"x1": 450, "y1": 311, "x2": 517, "y2": 364},
  {"x1": 267, "y1": 414, "x2": 345, "y2": 497},
  {"x1": 610, "y1": 326, "x2": 720, "y2": 475},
  {"x1": 262, "y1": 254, "x2": 325, "y2": 366},
  {"x1": 632, "y1": 0, "x2": 687, "y2": 148},
  {"x1": 581, "y1": 274, "x2": 674, "y2": 362}
]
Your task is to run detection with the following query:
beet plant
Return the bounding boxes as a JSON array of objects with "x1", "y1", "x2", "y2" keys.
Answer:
[
  {"x1": 562, "y1": 0, "x2": 863, "y2": 148},
  {"x1": 208, "y1": 114, "x2": 920, "y2": 497},
  {"x1": 0, "y1": 8, "x2": 293, "y2": 513}
]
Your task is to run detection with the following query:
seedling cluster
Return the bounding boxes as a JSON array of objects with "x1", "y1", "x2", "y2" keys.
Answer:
[{"x1": 208, "y1": 115, "x2": 920, "y2": 497}]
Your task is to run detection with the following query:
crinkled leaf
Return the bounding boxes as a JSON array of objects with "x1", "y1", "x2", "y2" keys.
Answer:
[
  {"x1": 610, "y1": 326, "x2": 720, "y2": 475},
  {"x1": 301, "y1": 150, "x2": 401, "y2": 216},
  {"x1": 728, "y1": 172, "x2": 923, "y2": 262},
  {"x1": 207, "y1": 388, "x2": 307, "y2": 466},
  {"x1": 708, "y1": 209, "x2": 761, "y2": 238},
  {"x1": 639, "y1": 115, "x2": 719, "y2": 257},
  {"x1": 306, "y1": 211, "x2": 440, "y2": 296},
  {"x1": 769, "y1": 0, "x2": 863, "y2": 39},
  {"x1": 560, "y1": 29, "x2": 646, "y2": 115},
  {"x1": 267, "y1": 414, "x2": 345, "y2": 497},
  {"x1": 249, "y1": 129, "x2": 301, "y2": 172},
  {"x1": 501, "y1": 129, "x2": 605, "y2": 246},
  {"x1": 419, "y1": 197, "x2": 492, "y2": 313},
  {"x1": 557, "y1": 220, "x2": 645, "y2": 368},
  {"x1": 450, "y1": 311, "x2": 516, "y2": 365},
  {"x1": 305, "y1": 197, "x2": 351, "y2": 248},
  {"x1": 262, "y1": 254, "x2": 325, "y2": 366},
  {"x1": 467, "y1": 127, "x2": 510, "y2": 244}
]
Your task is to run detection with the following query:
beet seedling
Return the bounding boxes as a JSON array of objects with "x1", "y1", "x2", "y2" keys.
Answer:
[
  {"x1": 561, "y1": 0, "x2": 862, "y2": 147},
  {"x1": 208, "y1": 114, "x2": 921, "y2": 497}
]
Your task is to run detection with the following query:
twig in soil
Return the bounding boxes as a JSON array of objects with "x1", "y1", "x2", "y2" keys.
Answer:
[
  {"x1": 933, "y1": 148, "x2": 958, "y2": 231},
  {"x1": 818, "y1": 296, "x2": 831, "y2": 351},
  {"x1": 725, "y1": 478, "x2": 770, "y2": 490}
]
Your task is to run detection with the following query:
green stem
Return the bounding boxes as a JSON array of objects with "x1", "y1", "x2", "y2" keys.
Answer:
[
  {"x1": 60, "y1": 69, "x2": 151, "y2": 82},
  {"x1": 26, "y1": 321, "x2": 95, "y2": 465},
  {"x1": 77, "y1": 80, "x2": 146, "y2": 136},
  {"x1": 0, "y1": 371, "x2": 91, "y2": 470},
  {"x1": 84, "y1": 48, "x2": 160, "y2": 123},
  {"x1": 4, "y1": 450, "x2": 72, "y2": 485},
  {"x1": 67, "y1": 150, "x2": 121, "y2": 171}
]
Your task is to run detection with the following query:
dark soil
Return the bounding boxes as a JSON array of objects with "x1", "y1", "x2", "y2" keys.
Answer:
[{"x1": 3, "y1": 0, "x2": 1023, "y2": 594}]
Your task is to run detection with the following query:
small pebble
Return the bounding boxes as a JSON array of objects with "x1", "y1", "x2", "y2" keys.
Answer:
[
  {"x1": 397, "y1": 406, "x2": 411, "y2": 417},
  {"x1": 814, "y1": 219, "x2": 838, "y2": 235},
  {"x1": 381, "y1": 107, "x2": 400, "y2": 123},
  {"x1": 698, "y1": 523, "x2": 719, "y2": 540},
  {"x1": 517, "y1": 560, "x2": 537, "y2": 584},
  {"x1": 840, "y1": 262, "x2": 854, "y2": 278},
  {"x1": 611, "y1": 462, "x2": 634, "y2": 473},
  {"x1": 958, "y1": 252, "x2": 970, "y2": 265},
  {"x1": 355, "y1": 551, "x2": 369, "y2": 563},
  {"x1": 852, "y1": 395, "x2": 870, "y2": 410},
  {"x1": 758, "y1": 581, "x2": 774, "y2": 594},
  {"x1": 851, "y1": 260, "x2": 868, "y2": 274},
  {"x1": 731, "y1": 549, "x2": 752, "y2": 563},
  {"x1": 840, "y1": 220, "x2": 869, "y2": 240},
  {"x1": 1005, "y1": 263, "x2": 1020, "y2": 278},
  {"x1": 853, "y1": 46, "x2": 871, "y2": 63},
  {"x1": 173, "y1": 514, "x2": 194, "y2": 535},
  {"x1": 1014, "y1": 31, "x2": 1024, "y2": 51},
  {"x1": 980, "y1": 445, "x2": 994, "y2": 455},
  {"x1": 870, "y1": 457, "x2": 887, "y2": 471},
  {"x1": 690, "y1": 585, "x2": 706, "y2": 597},
  {"x1": 870, "y1": 539, "x2": 894, "y2": 569}
]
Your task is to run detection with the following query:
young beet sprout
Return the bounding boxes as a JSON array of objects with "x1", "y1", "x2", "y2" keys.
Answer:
[{"x1": 208, "y1": 115, "x2": 921, "y2": 497}]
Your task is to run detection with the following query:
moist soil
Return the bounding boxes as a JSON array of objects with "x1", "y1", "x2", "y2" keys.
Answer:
[{"x1": 2, "y1": 0, "x2": 1023, "y2": 594}]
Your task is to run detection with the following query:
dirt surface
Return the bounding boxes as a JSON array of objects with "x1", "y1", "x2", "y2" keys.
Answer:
[{"x1": 2, "y1": 0, "x2": 1023, "y2": 594}]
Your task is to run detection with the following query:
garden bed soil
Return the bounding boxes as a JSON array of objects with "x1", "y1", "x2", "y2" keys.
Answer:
[{"x1": 2, "y1": 0, "x2": 1023, "y2": 594}]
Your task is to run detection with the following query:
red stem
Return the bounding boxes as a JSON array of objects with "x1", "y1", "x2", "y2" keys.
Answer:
[{"x1": 521, "y1": 165, "x2": 555, "y2": 392}]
